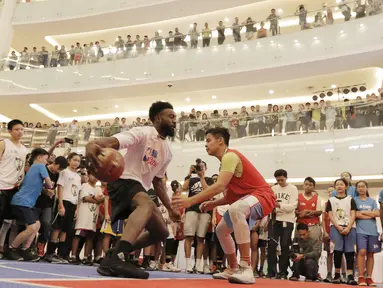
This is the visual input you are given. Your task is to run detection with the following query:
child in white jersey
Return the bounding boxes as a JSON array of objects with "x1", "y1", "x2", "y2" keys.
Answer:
[
  {"x1": 69, "y1": 174, "x2": 104, "y2": 265},
  {"x1": 46, "y1": 153, "x2": 82, "y2": 263}
]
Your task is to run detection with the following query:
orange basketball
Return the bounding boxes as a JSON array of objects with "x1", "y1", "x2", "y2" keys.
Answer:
[{"x1": 94, "y1": 148, "x2": 124, "y2": 183}]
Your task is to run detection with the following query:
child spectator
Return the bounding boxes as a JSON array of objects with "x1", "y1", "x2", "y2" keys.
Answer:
[{"x1": 69, "y1": 174, "x2": 104, "y2": 265}]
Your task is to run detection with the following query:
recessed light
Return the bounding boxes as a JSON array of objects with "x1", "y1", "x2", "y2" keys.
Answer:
[
  {"x1": 201, "y1": 70, "x2": 204, "y2": 72},
  {"x1": 158, "y1": 29, "x2": 162, "y2": 33},
  {"x1": 340, "y1": 30, "x2": 344, "y2": 34},
  {"x1": 171, "y1": 73, "x2": 174, "y2": 76},
  {"x1": 277, "y1": 8, "x2": 283, "y2": 13},
  {"x1": 186, "y1": 98, "x2": 190, "y2": 102},
  {"x1": 331, "y1": 84, "x2": 337, "y2": 89},
  {"x1": 294, "y1": 40, "x2": 299, "y2": 43},
  {"x1": 269, "y1": 90, "x2": 274, "y2": 94},
  {"x1": 224, "y1": 17, "x2": 229, "y2": 22},
  {"x1": 212, "y1": 95, "x2": 217, "y2": 99},
  {"x1": 189, "y1": 24, "x2": 194, "y2": 28},
  {"x1": 114, "y1": 105, "x2": 119, "y2": 108},
  {"x1": 360, "y1": 24, "x2": 364, "y2": 27},
  {"x1": 73, "y1": 109, "x2": 78, "y2": 113},
  {"x1": 120, "y1": 72, "x2": 124, "y2": 74},
  {"x1": 313, "y1": 37, "x2": 318, "y2": 40}
]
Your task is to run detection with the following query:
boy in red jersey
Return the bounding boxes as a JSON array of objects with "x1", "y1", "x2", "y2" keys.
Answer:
[{"x1": 172, "y1": 127, "x2": 276, "y2": 284}]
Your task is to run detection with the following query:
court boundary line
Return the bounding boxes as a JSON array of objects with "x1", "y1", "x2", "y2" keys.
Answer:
[
  {"x1": 0, "y1": 279, "x2": 67, "y2": 288},
  {"x1": 0, "y1": 264, "x2": 85, "y2": 279}
]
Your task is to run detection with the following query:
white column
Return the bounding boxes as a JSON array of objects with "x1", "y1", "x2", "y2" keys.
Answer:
[{"x1": 0, "y1": 0, "x2": 16, "y2": 61}]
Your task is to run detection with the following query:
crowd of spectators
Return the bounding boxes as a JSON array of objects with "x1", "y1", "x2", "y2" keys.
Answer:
[
  {"x1": 1, "y1": 91, "x2": 382, "y2": 147},
  {"x1": 0, "y1": 120, "x2": 382, "y2": 285},
  {"x1": 3, "y1": 0, "x2": 382, "y2": 71}
]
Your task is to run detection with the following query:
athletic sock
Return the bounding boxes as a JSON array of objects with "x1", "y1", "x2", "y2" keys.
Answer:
[
  {"x1": 196, "y1": 259, "x2": 202, "y2": 269},
  {"x1": 185, "y1": 258, "x2": 191, "y2": 269},
  {"x1": 112, "y1": 240, "x2": 133, "y2": 259},
  {"x1": 46, "y1": 241, "x2": 57, "y2": 255},
  {"x1": 58, "y1": 242, "x2": 67, "y2": 258},
  {"x1": 240, "y1": 256, "x2": 251, "y2": 266},
  {"x1": 203, "y1": 259, "x2": 208, "y2": 266}
]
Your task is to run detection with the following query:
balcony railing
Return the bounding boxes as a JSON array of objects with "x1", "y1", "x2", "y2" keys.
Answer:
[
  {"x1": 1, "y1": 98, "x2": 382, "y2": 148},
  {"x1": 2, "y1": 0, "x2": 382, "y2": 72}
]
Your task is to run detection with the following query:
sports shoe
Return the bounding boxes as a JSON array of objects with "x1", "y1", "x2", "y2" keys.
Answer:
[
  {"x1": 37, "y1": 243, "x2": 45, "y2": 258},
  {"x1": 146, "y1": 260, "x2": 157, "y2": 271},
  {"x1": 186, "y1": 261, "x2": 194, "y2": 274},
  {"x1": 97, "y1": 252, "x2": 149, "y2": 279},
  {"x1": 358, "y1": 277, "x2": 367, "y2": 286},
  {"x1": 46, "y1": 254, "x2": 68, "y2": 264},
  {"x1": 347, "y1": 274, "x2": 357, "y2": 286},
  {"x1": 258, "y1": 270, "x2": 266, "y2": 278},
  {"x1": 277, "y1": 273, "x2": 288, "y2": 280},
  {"x1": 366, "y1": 278, "x2": 376, "y2": 286},
  {"x1": 323, "y1": 274, "x2": 332, "y2": 283},
  {"x1": 68, "y1": 256, "x2": 81, "y2": 265},
  {"x1": 228, "y1": 263, "x2": 256, "y2": 284},
  {"x1": 332, "y1": 273, "x2": 342, "y2": 284},
  {"x1": 164, "y1": 262, "x2": 181, "y2": 272},
  {"x1": 213, "y1": 267, "x2": 237, "y2": 280},
  {"x1": 6, "y1": 248, "x2": 23, "y2": 261},
  {"x1": 0, "y1": 252, "x2": 3, "y2": 259},
  {"x1": 203, "y1": 264, "x2": 211, "y2": 274},
  {"x1": 21, "y1": 248, "x2": 40, "y2": 262},
  {"x1": 82, "y1": 257, "x2": 93, "y2": 266},
  {"x1": 289, "y1": 274, "x2": 299, "y2": 281}
]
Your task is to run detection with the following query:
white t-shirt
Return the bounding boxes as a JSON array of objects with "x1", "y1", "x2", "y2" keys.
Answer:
[
  {"x1": 0, "y1": 139, "x2": 28, "y2": 190},
  {"x1": 57, "y1": 168, "x2": 82, "y2": 205},
  {"x1": 114, "y1": 126, "x2": 172, "y2": 191},
  {"x1": 75, "y1": 183, "x2": 103, "y2": 231},
  {"x1": 272, "y1": 183, "x2": 299, "y2": 223}
]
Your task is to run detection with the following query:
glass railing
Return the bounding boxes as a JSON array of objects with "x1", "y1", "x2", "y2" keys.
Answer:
[
  {"x1": 3, "y1": 0, "x2": 382, "y2": 72},
  {"x1": 1, "y1": 98, "x2": 382, "y2": 147}
]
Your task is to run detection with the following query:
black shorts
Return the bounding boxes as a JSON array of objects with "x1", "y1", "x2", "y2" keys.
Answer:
[
  {"x1": 0, "y1": 188, "x2": 18, "y2": 223},
  {"x1": 258, "y1": 239, "x2": 267, "y2": 248},
  {"x1": 107, "y1": 179, "x2": 146, "y2": 223},
  {"x1": 147, "y1": 189, "x2": 160, "y2": 207},
  {"x1": 12, "y1": 205, "x2": 39, "y2": 225},
  {"x1": 52, "y1": 200, "x2": 77, "y2": 233}
]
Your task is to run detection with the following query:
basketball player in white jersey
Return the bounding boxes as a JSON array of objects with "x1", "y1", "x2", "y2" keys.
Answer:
[{"x1": 0, "y1": 119, "x2": 28, "y2": 257}]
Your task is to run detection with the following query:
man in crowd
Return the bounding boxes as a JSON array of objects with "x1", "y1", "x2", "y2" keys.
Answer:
[
  {"x1": 295, "y1": 177, "x2": 322, "y2": 241},
  {"x1": 0, "y1": 120, "x2": 28, "y2": 258},
  {"x1": 289, "y1": 223, "x2": 322, "y2": 282},
  {"x1": 267, "y1": 169, "x2": 298, "y2": 279},
  {"x1": 182, "y1": 160, "x2": 213, "y2": 273}
]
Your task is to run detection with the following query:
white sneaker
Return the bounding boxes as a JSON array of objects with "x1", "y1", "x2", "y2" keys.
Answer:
[
  {"x1": 165, "y1": 262, "x2": 181, "y2": 272},
  {"x1": 186, "y1": 261, "x2": 194, "y2": 273},
  {"x1": 228, "y1": 263, "x2": 255, "y2": 284},
  {"x1": 149, "y1": 260, "x2": 157, "y2": 270},
  {"x1": 213, "y1": 268, "x2": 237, "y2": 280},
  {"x1": 203, "y1": 264, "x2": 211, "y2": 274},
  {"x1": 196, "y1": 262, "x2": 204, "y2": 274}
]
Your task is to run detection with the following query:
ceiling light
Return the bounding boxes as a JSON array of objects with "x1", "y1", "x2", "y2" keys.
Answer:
[
  {"x1": 186, "y1": 98, "x2": 190, "y2": 102},
  {"x1": 73, "y1": 109, "x2": 78, "y2": 113},
  {"x1": 331, "y1": 84, "x2": 337, "y2": 89},
  {"x1": 114, "y1": 105, "x2": 119, "y2": 108},
  {"x1": 189, "y1": 24, "x2": 194, "y2": 28},
  {"x1": 359, "y1": 24, "x2": 364, "y2": 27},
  {"x1": 313, "y1": 37, "x2": 318, "y2": 40},
  {"x1": 212, "y1": 95, "x2": 217, "y2": 99},
  {"x1": 340, "y1": 30, "x2": 344, "y2": 34},
  {"x1": 294, "y1": 40, "x2": 299, "y2": 43},
  {"x1": 336, "y1": 0, "x2": 342, "y2": 3},
  {"x1": 171, "y1": 73, "x2": 174, "y2": 76},
  {"x1": 277, "y1": 8, "x2": 283, "y2": 13},
  {"x1": 158, "y1": 29, "x2": 162, "y2": 33},
  {"x1": 120, "y1": 72, "x2": 124, "y2": 74},
  {"x1": 269, "y1": 90, "x2": 274, "y2": 94},
  {"x1": 201, "y1": 70, "x2": 204, "y2": 72},
  {"x1": 224, "y1": 17, "x2": 229, "y2": 22}
]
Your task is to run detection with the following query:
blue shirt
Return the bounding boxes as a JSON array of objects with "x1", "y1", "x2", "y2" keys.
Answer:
[
  {"x1": 354, "y1": 196, "x2": 379, "y2": 236},
  {"x1": 11, "y1": 163, "x2": 49, "y2": 208},
  {"x1": 379, "y1": 189, "x2": 383, "y2": 204},
  {"x1": 330, "y1": 186, "x2": 356, "y2": 198}
]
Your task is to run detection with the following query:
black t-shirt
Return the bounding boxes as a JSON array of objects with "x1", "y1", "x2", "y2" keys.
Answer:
[
  {"x1": 35, "y1": 166, "x2": 59, "y2": 209},
  {"x1": 186, "y1": 176, "x2": 214, "y2": 213}
]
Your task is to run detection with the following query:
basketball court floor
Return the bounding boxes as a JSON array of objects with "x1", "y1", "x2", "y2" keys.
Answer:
[{"x1": 0, "y1": 260, "x2": 382, "y2": 288}]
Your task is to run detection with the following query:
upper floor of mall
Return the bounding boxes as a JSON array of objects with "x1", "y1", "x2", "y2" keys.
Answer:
[{"x1": 1, "y1": 3, "x2": 383, "y2": 96}]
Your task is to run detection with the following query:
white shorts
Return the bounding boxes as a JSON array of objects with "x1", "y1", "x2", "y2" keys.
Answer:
[{"x1": 183, "y1": 211, "x2": 211, "y2": 238}]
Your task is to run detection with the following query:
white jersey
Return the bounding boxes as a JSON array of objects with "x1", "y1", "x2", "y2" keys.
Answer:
[
  {"x1": 75, "y1": 183, "x2": 103, "y2": 231},
  {"x1": 0, "y1": 139, "x2": 28, "y2": 190},
  {"x1": 114, "y1": 126, "x2": 172, "y2": 191},
  {"x1": 57, "y1": 168, "x2": 82, "y2": 205}
]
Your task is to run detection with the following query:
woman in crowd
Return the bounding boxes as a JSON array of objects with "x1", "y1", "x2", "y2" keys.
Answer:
[
  {"x1": 354, "y1": 181, "x2": 380, "y2": 286},
  {"x1": 326, "y1": 178, "x2": 357, "y2": 285}
]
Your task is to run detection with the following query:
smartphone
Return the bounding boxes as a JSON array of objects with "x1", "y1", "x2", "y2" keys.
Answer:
[{"x1": 64, "y1": 137, "x2": 74, "y2": 144}]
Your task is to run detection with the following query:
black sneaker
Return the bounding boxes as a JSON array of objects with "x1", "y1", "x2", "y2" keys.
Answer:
[
  {"x1": 97, "y1": 253, "x2": 149, "y2": 279},
  {"x1": 68, "y1": 256, "x2": 82, "y2": 265},
  {"x1": 82, "y1": 257, "x2": 93, "y2": 266},
  {"x1": 21, "y1": 248, "x2": 40, "y2": 262},
  {"x1": 94, "y1": 257, "x2": 103, "y2": 265},
  {"x1": 332, "y1": 274, "x2": 341, "y2": 284},
  {"x1": 6, "y1": 248, "x2": 23, "y2": 261},
  {"x1": 347, "y1": 275, "x2": 357, "y2": 285},
  {"x1": 46, "y1": 254, "x2": 68, "y2": 264},
  {"x1": 258, "y1": 271, "x2": 266, "y2": 278}
]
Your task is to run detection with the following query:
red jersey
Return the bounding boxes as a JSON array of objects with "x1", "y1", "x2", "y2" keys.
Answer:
[
  {"x1": 224, "y1": 149, "x2": 276, "y2": 217},
  {"x1": 296, "y1": 193, "x2": 320, "y2": 225}
]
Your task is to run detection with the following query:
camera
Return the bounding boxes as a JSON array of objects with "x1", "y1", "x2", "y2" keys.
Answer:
[
  {"x1": 290, "y1": 241, "x2": 300, "y2": 260},
  {"x1": 167, "y1": 82, "x2": 173, "y2": 88},
  {"x1": 191, "y1": 158, "x2": 203, "y2": 173}
]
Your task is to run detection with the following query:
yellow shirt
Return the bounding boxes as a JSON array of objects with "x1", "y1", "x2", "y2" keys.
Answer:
[{"x1": 220, "y1": 152, "x2": 243, "y2": 178}]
